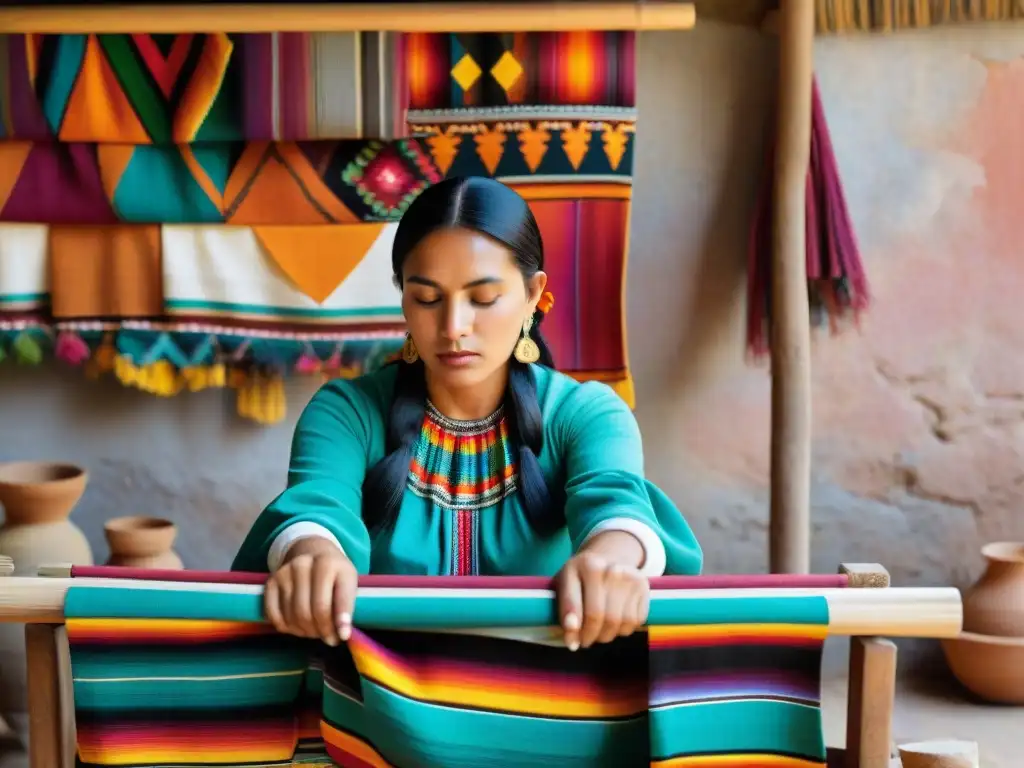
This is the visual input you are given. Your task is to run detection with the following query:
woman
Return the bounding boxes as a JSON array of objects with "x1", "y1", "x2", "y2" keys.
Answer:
[{"x1": 234, "y1": 176, "x2": 702, "y2": 653}]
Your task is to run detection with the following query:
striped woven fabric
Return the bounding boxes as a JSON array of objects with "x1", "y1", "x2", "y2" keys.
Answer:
[{"x1": 65, "y1": 579, "x2": 829, "y2": 768}]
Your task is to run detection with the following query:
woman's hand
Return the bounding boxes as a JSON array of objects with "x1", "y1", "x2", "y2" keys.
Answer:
[
  {"x1": 264, "y1": 537, "x2": 357, "y2": 646},
  {"x1": 554, "y1": 531, "x2": 650, "y2": 651}
]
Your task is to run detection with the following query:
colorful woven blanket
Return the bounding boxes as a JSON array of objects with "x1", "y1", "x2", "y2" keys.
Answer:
[
  {"x1": 66, "y1": 575, "x2": 830, "y2": 768},
  {"x1": 0, "y1": 30, "x2": 638, "y2": 422}
]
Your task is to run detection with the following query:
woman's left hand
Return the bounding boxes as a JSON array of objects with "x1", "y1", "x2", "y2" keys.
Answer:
[{"x1": 554, "y1": 537, "x2": 650, "y2": 651}]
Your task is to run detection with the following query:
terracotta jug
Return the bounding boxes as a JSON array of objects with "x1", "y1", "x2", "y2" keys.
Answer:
[
  {"x1": 961, "y1": 541, "x2": 1024, "y2": 637},
  {"x1": 104, "y1": 516, "x2": 183, "y2": 570},
  {"x1": 0, "y1": 461, "x2": 94, "y2": 712}
]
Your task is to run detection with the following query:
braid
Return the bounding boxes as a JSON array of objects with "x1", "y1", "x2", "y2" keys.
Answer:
[{"x1": 361, "y1": 360, "x2": 427, "y2": 533}]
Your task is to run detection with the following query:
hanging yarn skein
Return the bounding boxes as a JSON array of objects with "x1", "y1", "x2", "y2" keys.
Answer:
[{"x1": 747, "y1": 76, "x2": 869, "y2": 359}]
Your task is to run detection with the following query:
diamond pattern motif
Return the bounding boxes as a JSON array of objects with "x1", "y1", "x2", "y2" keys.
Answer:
[
  {"x1": 450, "y1": 54, "x2": 482, "y2": 91},
  {"x1": 489, "y1": 51, "x2": 524, "y2": 93}
]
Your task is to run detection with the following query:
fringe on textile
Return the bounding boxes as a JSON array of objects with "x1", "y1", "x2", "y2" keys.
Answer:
[
  {"x1": 746, "y1": 76, "x2": 869, "y2": 359},
  {"x1": 816, "y1": 0, "x2": 1024, "y2": 33}
]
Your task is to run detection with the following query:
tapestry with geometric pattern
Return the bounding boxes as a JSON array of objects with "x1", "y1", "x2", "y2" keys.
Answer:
[{"x1": 0, "y1": 29, "x2": 637, "y2": 422}]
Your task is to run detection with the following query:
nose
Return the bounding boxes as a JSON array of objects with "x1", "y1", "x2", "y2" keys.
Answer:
[{"x1": 442, "y1": 299, "x2": 473, "y2": 343}]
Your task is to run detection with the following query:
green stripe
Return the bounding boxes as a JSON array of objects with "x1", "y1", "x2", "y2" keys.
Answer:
[
  {"x1": 650, "y1": 699, "x2": 826, "y2": 761},
  {"x1": 324, "y1": 680, "x2": 642, "y2": 768},
  {"x1": 66, "y1": 587, "x2": 829, "y2": 629},
  {"x1": 71, "y1": 644, "x2": 306, "y2": 681},
  {"x1": 0, "y1": 292, "x2": 49, "y2": 305},
  {"x1": 73, "y1": 669, "x2": 305, "y2": 712},
  {"x1": 165, "y1": 299, "x2": 402, "y2": 319},
  {"x1": 97, "y1": 35, "x2": 169, "y2": 143},
  {"x1": 40, "y1": 35, "x2": 87, "y2": 134}
]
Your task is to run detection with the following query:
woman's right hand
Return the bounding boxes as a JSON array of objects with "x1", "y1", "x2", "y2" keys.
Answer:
[{"x1": 264, "y1": 537, "x2": 357, "y2": 646}]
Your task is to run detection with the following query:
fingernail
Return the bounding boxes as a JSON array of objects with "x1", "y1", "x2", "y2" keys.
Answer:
[
  {"x1": 325, "y1": 636, "x2": 339, "y2": 647},
  {"x1": 563, "y1": 613, "x2": 580, "y2": 631},
  {"x1": 568, "y1": 639, "x2": 580, "y2": 652}
]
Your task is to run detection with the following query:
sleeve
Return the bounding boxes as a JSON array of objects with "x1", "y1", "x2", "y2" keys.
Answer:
[
  {"x1": 231, "y1": 381, "x2": 374, "y2": 575},
  {"x1": 560, "y1": 382, "x2": 703, "y2": 576}
]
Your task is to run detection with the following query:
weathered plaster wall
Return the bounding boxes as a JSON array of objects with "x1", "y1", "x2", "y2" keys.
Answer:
[{"x1": 3, "y1": 22, "x2": 1023, "y2": 676}]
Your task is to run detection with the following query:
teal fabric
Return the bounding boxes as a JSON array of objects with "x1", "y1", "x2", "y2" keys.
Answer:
[
  {"x1": 232, "y1": 363, "x2": 703, "y2": 577},
  {"x1": 66, "y1": 586, "x2": 828, "y2": 628}
]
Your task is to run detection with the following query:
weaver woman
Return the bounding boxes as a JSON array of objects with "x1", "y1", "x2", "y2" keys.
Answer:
[{"x1": 234, "y1": 177, "x2": 703, "y2": 652}]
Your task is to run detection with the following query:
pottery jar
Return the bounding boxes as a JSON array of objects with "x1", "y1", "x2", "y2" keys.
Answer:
[{"x1": 961, "y1": 541, "x2": 1024, "y2": 637}]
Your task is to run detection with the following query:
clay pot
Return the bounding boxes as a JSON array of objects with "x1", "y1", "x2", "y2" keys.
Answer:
[
  {"x1": 104, "y1": 516, "x2": 183, "y2": 569},
  {"x1": 961, "y1": 541, "x2": 1024, "y2": 637},
  {"x1": 941, "y1": 631, "x2": 1024, "y2": 704},
  {"x1": 0, "y1": 461, "x2": 94, "y2": 713},
  {"x1": 0, "y1": 461, "x2": 94, "y2": 573}
]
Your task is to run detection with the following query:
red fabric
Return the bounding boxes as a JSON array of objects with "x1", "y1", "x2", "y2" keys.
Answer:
[
  {"x1": 71, "y1": 565, "x2": 849, "y2": 590},
  {"x1": 747, "y1": 76, "x2": 869, "y2": 357}
]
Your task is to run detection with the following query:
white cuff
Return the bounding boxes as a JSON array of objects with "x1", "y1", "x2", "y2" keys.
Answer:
[
  {"x1": 581, "y1": 517, "x2": 667, "y2": 577},
  {"x1": 267, "y1": 522, "x2": 344, "y2": 572}
]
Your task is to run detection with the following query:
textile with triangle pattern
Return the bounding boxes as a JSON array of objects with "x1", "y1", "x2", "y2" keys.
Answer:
[{"x1": 0, "y1": 28, "x2": 638, "y2": 423}]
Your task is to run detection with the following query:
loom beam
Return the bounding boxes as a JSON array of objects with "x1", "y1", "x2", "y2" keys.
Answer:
[
  {"x1": 770, "y1": 0, "x2": 816, "y2": 574},
  {"x1": 0, "y1": 2, "x2": 696, "y2": 33}
]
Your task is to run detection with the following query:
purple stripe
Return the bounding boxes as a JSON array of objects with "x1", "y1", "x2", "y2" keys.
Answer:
[
  {"x1": 6, "y1": 36, "x2": 50, "y2": 139},
  {"x1": 651, "y1": 670, "x2": 821, "y2": 707},
  {"x1": 620, "y1": 32, "x2": 636, "y2": 107},
  {"x1": 1, "y1": 143, "x2": 115, "y2": 224},
  {"x1": 239, "y1": 34, "x2": 274, "y2": 140}
]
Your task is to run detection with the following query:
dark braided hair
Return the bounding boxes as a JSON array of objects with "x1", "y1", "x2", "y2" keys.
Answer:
[{"x1": 361, "y1": 177, "x2": 563, "y2": 535}]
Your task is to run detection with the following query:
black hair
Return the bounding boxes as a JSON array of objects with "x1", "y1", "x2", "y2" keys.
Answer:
[{"x1": 361, "y1": 176, "x2": 563, "y2": 535}]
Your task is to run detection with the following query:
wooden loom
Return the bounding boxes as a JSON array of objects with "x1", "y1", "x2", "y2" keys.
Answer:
[
  {"x1": 0, "y1": 562, "x2": 963, "y2": 768},
  {"x1": 0, "y1": 0, "x2": 819, "y2": 573}
]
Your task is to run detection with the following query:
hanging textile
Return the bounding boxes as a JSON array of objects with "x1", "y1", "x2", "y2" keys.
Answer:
[
  {"x1": 404, "y1": 31, "x2": 637, "y2": 404},
  {"x1": 747, "y1": 77, "x2": 869, "y2": 358},
  {"x1": 65, "y1": 572, "x2": 831, "y2": 768},
  {"x1": 0, "y1": 27, "x2": 641, "y2": 420}
]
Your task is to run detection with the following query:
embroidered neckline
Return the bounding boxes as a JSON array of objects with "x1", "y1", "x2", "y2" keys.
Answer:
[{"x1": 425, "y1": 401, "x2": 504, "y2": 434}]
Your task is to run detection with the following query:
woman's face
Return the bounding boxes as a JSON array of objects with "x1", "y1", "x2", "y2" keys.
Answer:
[{"x1": 400, "y1": 227, "x2": 546, "y2": 389}]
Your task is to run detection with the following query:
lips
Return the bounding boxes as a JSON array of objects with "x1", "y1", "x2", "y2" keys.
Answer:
[{"x1": 437, "y1": 351, "x2": 479, "y2": 366}]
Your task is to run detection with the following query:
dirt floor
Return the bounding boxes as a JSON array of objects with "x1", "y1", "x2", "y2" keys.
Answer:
[{"x1": 0, "y1": 672, "x2": 1017, "y2": 767}]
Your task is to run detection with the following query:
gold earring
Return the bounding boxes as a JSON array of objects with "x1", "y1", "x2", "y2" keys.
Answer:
[
  {"x1": 513, "y1": 316, "x2": 540, "y2": 364},
  {"x1": 401, "y1": 334, "x2": 419, "y2": 364}
]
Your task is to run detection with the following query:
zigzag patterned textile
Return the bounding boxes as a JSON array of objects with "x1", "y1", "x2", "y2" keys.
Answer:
[
  {"x1": 0, "y1": 28, "x2": 637, "y2": 422},
  {"x1": 64, "y1": 568, "x2": 833, "y2": 768}
]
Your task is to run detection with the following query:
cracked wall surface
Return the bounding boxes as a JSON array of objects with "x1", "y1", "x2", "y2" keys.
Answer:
[{"x1": 2, "y1": 23, "x2": 1023, "y2": 678}]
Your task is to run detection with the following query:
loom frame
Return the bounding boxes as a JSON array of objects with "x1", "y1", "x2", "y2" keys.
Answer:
[{"x1": 3, "y1": 562, "x2": 960, "y2": 768}]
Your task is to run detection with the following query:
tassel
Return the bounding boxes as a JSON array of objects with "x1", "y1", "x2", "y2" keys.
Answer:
[
  {"x1": 12, "y1": 332, "x2": 43, "y2": 365},
  {"x1": 54, "y1": 331, "x2": 91, "y2": 366},
  {"x1": 235, "y1": 374, "x2": 287, "y2": 425},
  {"x1": 294, "y1": 352, "x2": 322, "y2": 375},
  {"x1": 746, "y1": 75, "x2": 869, "y2": 358}
]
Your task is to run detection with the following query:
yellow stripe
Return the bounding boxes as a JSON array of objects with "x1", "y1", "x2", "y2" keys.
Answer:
[
  {"x1": 510, "y1": 182, "x2": 631, "y2": 200},
  {"x1": 653, "y1": 755, "x2": 825, "y2": 767},
  {"x1": 321, "y1": 722, "x2": 393, "y2": 767},
  {"x1": 66, "y1": 618, "x2": 268, "y2": 634},
  {"x1": 77, "y1": 745, "x2": 297, "y2": 765},
  {"x1": 349, "y1": 638, "x2": 644, "y2": 719},
  {"x1": 74, "y1": 669, "x2": 305, "y2": 684}
]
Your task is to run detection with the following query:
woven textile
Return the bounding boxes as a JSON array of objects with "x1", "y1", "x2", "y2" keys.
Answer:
[
  {"x1": 0, "y1": 28, "x2": 639, "y2": 418},
  {"x1": 65, "y1": 576, "x2": 830, "y2": 768}
]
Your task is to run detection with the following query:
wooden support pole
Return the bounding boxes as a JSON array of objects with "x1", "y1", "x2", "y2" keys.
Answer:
[
  {"x1": 769, "y1": 0, "x2": 816, "y2": 574},
  {"x1": 845, "y1": 636, "x2": 897, "y2": 768},
  {"x1": 24, "y1": 624, "x2": 75, "y2": 768}
]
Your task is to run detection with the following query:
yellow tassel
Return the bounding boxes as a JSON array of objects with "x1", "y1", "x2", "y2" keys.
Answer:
[
  {"x1": 208, "y1": 363, "x2": 227, "y2": 388},
  {"x1": 150, "y1": 361, "x2": 182, "y2": 396},
  {"x1": 234, "y1": 374, "x2": 287, "y2": 425},
  {"x1": 113, "y1": 355, "x2": 139, "y2": 387}
]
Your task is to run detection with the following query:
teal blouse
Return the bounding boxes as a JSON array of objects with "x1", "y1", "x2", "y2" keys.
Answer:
[{"x1": 233, "y1": 364, "x2": 703, "y2": 577}]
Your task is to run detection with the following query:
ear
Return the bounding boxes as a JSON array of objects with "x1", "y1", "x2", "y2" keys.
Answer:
[{"x1": 526, "y1": 271, "x2": 548, "y2": 311}]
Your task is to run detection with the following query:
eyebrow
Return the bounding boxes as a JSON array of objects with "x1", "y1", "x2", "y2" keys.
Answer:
[{"x1": 406, "y1": 276, "x2": 504, "y2": 289}]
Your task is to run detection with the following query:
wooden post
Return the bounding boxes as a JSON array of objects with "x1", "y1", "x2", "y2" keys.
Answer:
[
  {"x1": 24, "y1": 624, "x2": 75, "y2": 768},
  {"x1": 769, "y1": 0, "x2": 816, "y2": 574},
  {"x1": 845, "y1": 636, "x2": 897, "y2": 768},
  {"x1": 841, "y1": 564, "x2": 897, "y2": 768}
]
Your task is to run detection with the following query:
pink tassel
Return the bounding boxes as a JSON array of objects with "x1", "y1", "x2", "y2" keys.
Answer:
[
  {"x1": 294, "y1": 353, "x2": 321, "y2": 374},
  {"x1": 54, "y1": 331, "x2": 91, "y2": 366}
]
